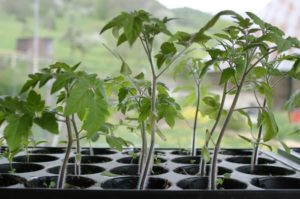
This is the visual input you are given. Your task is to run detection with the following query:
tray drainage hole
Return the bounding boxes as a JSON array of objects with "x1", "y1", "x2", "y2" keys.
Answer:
[
  {"x1": 117, "y1": 156, "x2": 167, "y2": 164},
  {"x1": 251, "y1": 177, "x2": 300, "y2": 189},
  {"x1": 110, "y1": 165, "x2": 168, "y2": 176},
  {"x1": 174, "y1": 165, "x2": 232, "y2": 175},
  {"x1": 68, "y1": 156, "x2": 112, "y2": 164},
  {"x1": 25, "y1": 176, "x2": 95, "y2": 189},
  {"x1": 47, "y1": 164, "x2": 105, "y2": 175},
  {"x1": 0, "y1": 174, "x2": 26, "y2": 187},
  {"x1": 0, "y1": 163, "x2": 44, "y2": 173},
  {"x1": 177, "y1": 177, "x2": 247, "y2": 189},
  {"x1": 101, "y1": 177, "x2": 170, "y2": 189},
  {"x1": 13, "y1": 155, "x2": 59, "y2": 163},
  {"x1": 236, "y1": 165, "x2": 296, "y2": 176},
  {"x1": 225, "y1": 156, "x2": 275, "y2": 164}
]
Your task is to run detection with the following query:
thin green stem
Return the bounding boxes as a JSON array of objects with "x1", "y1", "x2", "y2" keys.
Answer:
[
  {"x1": 137, "y1": 35, "x2": 157, "y2": 190},
  {"x1": 199, "y1": 82, "x2": 227, "y2": 176},
  {"x1": 57, "y1": 116, "x2": 73, "y2": 189},
  {"x1": 251, "y1": 99, "x2": 266, "y2": 172},
  {"x1": 71, "y1": 115, "x2": 81, "y2": 176},
  {"x1": 191, "y1": 83, "x2": 201, "y2": 156}
]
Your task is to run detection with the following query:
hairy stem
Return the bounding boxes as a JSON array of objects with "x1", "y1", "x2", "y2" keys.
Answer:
[
  {"x1": 210, "y1": 73, "x2": 247, "y2": 190},
  {"x1": 57, "y1": 116, "x2": 73, "y2": 189},
  {"x1": 71, "y1": 115, "x2": 81, "y2": 176},
  {"x1": 138, "y1": 121, "x2": 147, "y2": 174},
  {"x1": 191, "y1": 83, "x2": 201, "y2": 156},
  {"x1": 199, "y1": 82, "x2": 227, "y2": 176},
  {"x1": 251, "y1": 99, "x2": 266, "y2": 172},
  {"x1": 138, "y1": 77, "x2": 157, "y2": 190}
]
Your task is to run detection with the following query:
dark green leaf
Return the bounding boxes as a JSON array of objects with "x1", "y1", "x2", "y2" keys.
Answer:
[
  {"x1": 123, "y1": 14, "x2": 142, "y2": 46},
  {"x1": 100, "y1": 14, "x2": 124, "y2": 34},
  {"x1": 34, "y1": 111, "x2": 58, "y2": 134},
  {"x1": 120, "y1": 61, "x2": 132, "y2": 75},
  {"x1": 51, "y1": 72, "x2": 73, "y2": 94},
  {"x1": 71, "y1": 62, "x2": 81, "y2": 71},
  {"x1": 117, "y1": 33, "x2": 127, "y2": 46},
  {"x1": 4, "y1": 114, "x2": 33, "y2": 151},
  {"x1": 219, "y1": 68, "x2": 235, "y2": 84},
  {"x1": 237, "y1": 110, "x2": 253, "y2": 129},
  {"x1": 246, "y1": 12, "x2": 265, "y2": 28},
  {"x1": 50, "y1": 62, "x2": 71, "y2": 71},
  {"x1": 118, "y1": 87, "x2": 128, "y2": 104},
  {"x1": 20, "y1": 75, "x2": 39, "y2": 94},
  {"x1": 64, "y1": 78, "x2": 91, "y2": 118},
  {"x1": 83, "y1": 96, "x2": 109, "y2": 139},
  {"x1": 106, "y1": 135, "x2": 131, "y2": 151},
  {"x1": 253, "y1": 67, "x2": 267, "y2": 78},
  {"x1": 262, "y1": 110, "x2": 278, "y2": 142},
  {"x1": 25, "y1": 90, "x2": 45, "y2": 113}
]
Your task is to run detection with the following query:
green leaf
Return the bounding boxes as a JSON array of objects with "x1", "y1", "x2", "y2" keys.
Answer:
[
  {"x1": 237, "y1": 110, "x2": 253, "y2": 129},
  {"x1": 253, "y1": 67, "x2": 267, "y2": 78},
  {"x1": 201, "y1": 146, "x2": 210, "y2": 162},
  {"x1": 25, "y1": 90, "x2": 45, "y2": 113},
  {"x1": 0, "y1": 111, "x2": 5, "y2": 126},
  {"x1": 100, "y1": 14, "x2": 124, "y2": 34},
  {"x1": 160, "y1": 42, "x2": 176, "y2": 55},
  {"x1": 238, "y1": 134, "x2": 252, "y2": 144},
  {"x1": 163, "y1": 106, "x2": 176, "y2": 127},
  {"x1": 262, "y1": 110, "x2": 278, "y2": 142},
  {"x1": 285, "y1": 90, "x2": 300, "y2": 111},
  {"x1": 20, "y1": 75, "x2": 39, "y2": 94},
  {"x1": 122, "y1": 14, "x2": 143, "y2": 46},
  {"x1": 120, "y1": 61, "x2": 132, "y2": 75},
  {"x1": 118, "y1": 87, "x2": 129, "y2": 104},
  {"x1": 38, "y1": 73, "x2": 52, "y2": 88},
  {"x1": 117, "y1": 33, "x2": 127, "y2": 46},
  {"x1": 138, "y1": 98, "x2": 151, "y2": 122},
  {"x1": 4, "y1": 114, "x2": 33, "y2": 152},
  {"x1": 246, "y1": 12, "x2": 265, "y2": 28},
  {"x1": 71, "y1": 62, "x2": 81, "y2": 72},
  {"x1": 219, "y1": 68, "x2": 235, "y2": 84},
  {"x1": 289, "y1": 129, "x2": 300, "y2": 136},
  {"x1": 280, "y1": 141, "x2": 290, "y2": 154},
  {"x1": 51, "y1": 72, "x2": 73, "y2": 94},
  {"x1": 50, "y1": 62, "x2": 71, "y2": 71},
  {"x1": 34, "y1": 111, "x2": 58, "y2": 134},
  {"x1": 64, "y1": 77, "x2": 91, "y2": 117},
  {"x1": 83, "y1": 96, "x2": 109, "y2": 139},
  {"x1": 156, "y1": 127, "x2": 167, "y2": 141},
  {"x1": 106, "y1": 135, "x2": 131, "y2": 151},
  {"x1": 134, "y1": 72, "x2": 144, "y2": 80}
]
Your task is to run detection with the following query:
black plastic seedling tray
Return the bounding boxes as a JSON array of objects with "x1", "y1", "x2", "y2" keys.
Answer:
[
  {"x1": 278, "y1": 147, "x2": 300, "y2": 165},
  {"x1": 0, "y1": 147, "x2": 300, "y2": 199}
]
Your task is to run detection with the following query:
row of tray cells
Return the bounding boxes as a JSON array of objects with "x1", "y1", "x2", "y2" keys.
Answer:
[{"x1": 1, "y1": 172, "x2": 300, "y2": 190}]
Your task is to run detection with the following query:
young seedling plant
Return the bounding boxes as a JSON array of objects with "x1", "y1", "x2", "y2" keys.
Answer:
[
  {"x1": 101, "y1": 9, "x2": 252, "y2": 189},
  {"x1": 0, "y1": 62, "x2": 132, "y2": 188},
  {"x1": 201, "y1": 11, "x2": 300, "y2": 190},
  {"x1": 101, "y1": 10, "x2": 189, "y2": 189}
]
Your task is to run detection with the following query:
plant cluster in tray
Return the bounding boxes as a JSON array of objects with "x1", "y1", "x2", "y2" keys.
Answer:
[{"x1": 0, "y1": 9, "x2": 300, "y2": 194}]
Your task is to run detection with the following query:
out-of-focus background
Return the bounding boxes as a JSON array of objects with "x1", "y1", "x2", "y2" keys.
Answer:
[{"x1": 0, "y1": 0, "x2": 299, "y2": 149}]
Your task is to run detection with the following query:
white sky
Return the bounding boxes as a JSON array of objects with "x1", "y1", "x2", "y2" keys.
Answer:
[{"x1": 157, "y1": 0, "x2": 272, "y2": 14}]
